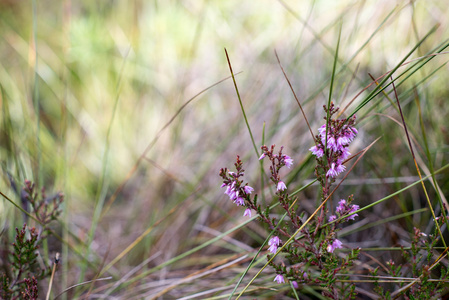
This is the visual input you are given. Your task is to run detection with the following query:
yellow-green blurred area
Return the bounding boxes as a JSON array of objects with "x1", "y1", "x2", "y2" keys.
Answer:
[{"x1": 1, "y1": 0, "x2": 449, "y2": 298}]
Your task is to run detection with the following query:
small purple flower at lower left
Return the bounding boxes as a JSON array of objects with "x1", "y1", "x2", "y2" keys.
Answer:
[
  {"x1": 268, "y1": 236, "x2": 280, "y2": 253},
  {"x1": 326, "y1": 162, "x2": 346, "y2": 178},
  {"x1": 243, "y1": 208, "x2": 251, "y2": 217},
  {"x1": 336, "y1": 199, "x2": 347, "y2": 214},
  {"x1": 334, "y1": 198, "x2": 360, "y2": 221},
  {"x1": 234, "y1": 197, "x2": 245, "y2": 206},
  {"x1": 283, "y1": 155, "x2": 294, "y2": 168},
  {"x1": 277, "y1": 181, "x2": 287, "y2": 192},
  {"x1": 327, "y1": 239, "x2": 343, "y2": 253},
  {"x1": 309, "y1": 145, "x2": 324, "y2": 158},
  {"x1": 347, "y1": 204, "x2": 360, "y2": 220},
  {"x1": 243, "y1": 185, "x2": 254, "y2": 195},
  {"x1": 220, "y1": 156, "x2": 257, "y2": 217},
  {"x1": 274, "y1": 274, "x2": 285, "y2": 284}
]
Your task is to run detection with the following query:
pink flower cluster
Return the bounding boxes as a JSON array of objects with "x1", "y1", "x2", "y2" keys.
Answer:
[
  {"x1": 259, "y1": 153, "x2": 294, "y2": 169},
  {"x1": 309, "y1": 123, "x2": 357, "y2": 178},
  {"x1": 328, "y1": 199, "x2": 359, "y2": 222},
  {"x1": 220, "y1": 169, "x2": 254, "y2": 217},
  {"x1": 221, "y1": 174, "x2": 254, "y2": 205}
]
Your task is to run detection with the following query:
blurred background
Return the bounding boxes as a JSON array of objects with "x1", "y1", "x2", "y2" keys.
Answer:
[{"x1": 1, "y1": 0, "x2": 449, "y2": 298}]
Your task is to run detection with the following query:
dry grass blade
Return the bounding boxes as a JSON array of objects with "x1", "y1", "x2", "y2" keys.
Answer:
[
  {"x1": 99, "y1": 188, "x2": 198, "y2": 278},
  {"x1": 224, "y1": 48, "x2": 259, "y2": 158},
  {"x1": 391, "y1": 77, "x2": 445, "y2": 245},
  {"x1": 275, "y1": 50, "x2": 315, "y2": 142},
  {"x1": 53, "y1": 277, "x2": 113, "y2": 300},
  {"x1": 149, "y1": 254, "x2": 248, "y2": 299}
]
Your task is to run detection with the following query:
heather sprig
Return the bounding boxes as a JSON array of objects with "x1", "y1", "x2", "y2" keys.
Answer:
[
  {"x1": 0, "y1": 180, "x2": 63, "y2": 300},
  {"x1": 371, "y1": 222, "x2": 449, "y2": 299},
  {"x1": 22, "y1": 180, "x2": 64, "y2": 226},
  {"x1": 219, "y1": 155, "x2": 255, "y2": 216},
  {"x1": 0, "y1": 224, "x2": 44, "y2": 300}
]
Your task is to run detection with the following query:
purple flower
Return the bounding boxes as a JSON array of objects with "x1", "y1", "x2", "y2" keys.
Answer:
[
  {"x1": 309, "y1": 145, "x2": 324, "y2": 158},
  {"x1": 328, "y1": 215, "x2": 337, "y2": 222},
  {"x1": 339, "y1": 148, "x2": 351, "y2": 161},
  {"x1": 224, "y1": 186, "x2": 237, "y2": 200},
  {"x1": 277, "y1": 181, "x2": 287, "y2": 191},
  {"x1": 259, "y1": 153, "x2": 266, "y2": 160},
  {"x1": 332, "y1": 199, "x2": 360, "y2": 221},
  {"x1": 350, "y1": 204, "x2": 360, "y2": 212},
  {"x1": 283, "y1": 155, "x2": 294, "y2": 168},
  {"x1": 337, "y1": 135, "x2": 350, "y2": 148},
  {"x1": 344, "y1": 126, "x2": 358, "y2": 141},
  {"x1": 318, "y1": 124, "x2": 327, "y2": 136},
  {"x1": 326, "y1": 163, "x2": 337, "y2": 177},
  {"x1": 224, "y1": 185, "x2": 231, "y2": 195},
  {"x1": 292, "y1": 281, "x2": 299, "y2": 289},
  {"x1": 327, "y1": 136, "x2": 338, "y2": 151},
  {"x1": 326, "y1": 163, "x2": 346, "y2": 178},
  {"x1": 347, "y1": 213, "x2": 358, "y2": 221},
  {"x1": 274, "y1": 274, "x2": 285, "y2": 284},
  {"x1": 347, "y1": 204, "x2": 359, "y2": 220},
  {"x1": 243, "y1": 185, "x2": 254, "y2": 194},
  {"x1": 336, "y1": 199, "x2": 346, "y2": 214},
  {"x1": 327, "y1": 239, "x2": 343, "y2": 253},
  {"x1": 268, "y1": 236, "x2": 280, "y2": 253},
  {"x1": 336, "y1": 164, "x2": 346, "y2": 173},
  {"x1": 303, "y1": 272, "x2": 308, "y2": 280},
  {"x1": 234, "y1": 197, "x2": 245, "y2": 206},
  {"x1": 243, "y1": 208, "x2": 251, "y2": 217}
]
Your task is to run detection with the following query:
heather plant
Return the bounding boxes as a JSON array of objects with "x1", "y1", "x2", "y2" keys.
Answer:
[
  {"x1": 371, "y1": 220, "x2": 449, "y2": 299},
  {"x1": 219, "y1": 98, "x2": 449, "y2": 298},
  {"x1": 0, "y1": 181, "x2": 63, "y2": 300},
  {"x1": 220, "y1": 103, "x2": 362, "y2": 298}
]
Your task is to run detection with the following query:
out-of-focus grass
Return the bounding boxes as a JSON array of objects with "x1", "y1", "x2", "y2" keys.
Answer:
[{"x1": 1, "y1": 0, "x2": 449, "y2": 298}]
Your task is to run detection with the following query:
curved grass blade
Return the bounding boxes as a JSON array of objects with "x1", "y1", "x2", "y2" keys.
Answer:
[
  {"x1": 391, "y1": 79, "x2": 446, "y2": 247},
  {"x1": 224, "y1": 48, "x2": 259, "y2": 158}
]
